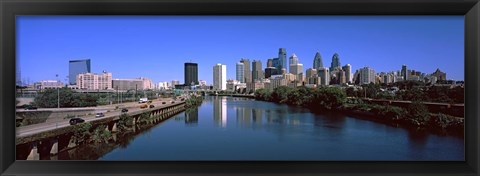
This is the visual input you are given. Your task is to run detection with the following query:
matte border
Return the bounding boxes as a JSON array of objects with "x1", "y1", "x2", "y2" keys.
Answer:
[{"x1": 1, "y1": 0, "x2": 479, "y2": 175}]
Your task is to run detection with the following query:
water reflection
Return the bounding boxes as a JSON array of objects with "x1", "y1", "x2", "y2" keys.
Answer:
[
  {"x1": 185, "y1": 108, "x2": 199, "y2": 126},
  {"x1": 213, "y1": 96, "x2": 227, "y2": 128}
]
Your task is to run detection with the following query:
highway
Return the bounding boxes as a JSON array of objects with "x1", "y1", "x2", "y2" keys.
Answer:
[{"x1": 16, "y1": 97, "x2": 186, "y2": 138}]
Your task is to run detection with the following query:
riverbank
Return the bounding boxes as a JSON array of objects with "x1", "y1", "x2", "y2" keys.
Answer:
[{"x1": 254, "y1": 86, "x2": 464, "y2": 136}]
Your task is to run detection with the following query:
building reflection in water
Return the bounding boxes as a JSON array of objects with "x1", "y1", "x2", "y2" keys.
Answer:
[
  {"x1": 185, "y1": 108, "x2": 198, "y2": 126},
  {"x1": 213, "y1": 96, "x2": 227, "y2": 128}
]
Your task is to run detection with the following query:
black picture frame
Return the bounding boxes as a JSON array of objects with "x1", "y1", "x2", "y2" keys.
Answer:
[{"x1": 1, "y1": 0, "x2": 479, "y2": 175}]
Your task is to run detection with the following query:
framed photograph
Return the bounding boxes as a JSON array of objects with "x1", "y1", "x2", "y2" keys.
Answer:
[{"x1": 1, "y1": 0, "x2": 479, "y2": 175}]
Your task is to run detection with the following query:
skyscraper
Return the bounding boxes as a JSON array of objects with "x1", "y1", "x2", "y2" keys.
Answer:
[
  {"x1": 278, "y1": 48, "x2": 287, "y2": 72},
  {"x1": 69, "y1": 59, "x2": 91, "y2": 85},
  {"x1": 401, "y1": 64, "x2": 408, "y2": 81},
  {"x1": 342, "y1": 64, "x2": 352, "y2": 84},
  {"x1": 318, "y1": 67, "x2": 330, "y2": 86},
  {"x1": 240, "y1": 58, "x2": 251, "y2": 83},
  {"x1": 236, "y1": 62, "x2": 244, "y2": 83},
  {"x1": 330, "y1": 53, "x2": 341, "y2": 71},
  {"x1": 213, "y1": 64, "x2": 227, "y2": 90},
  {"x1": 252, "y1": 60, "x2": 264, "y2": 82},
  {"x1": 313, "y1": 51, "x2": 323, "y2": 70},
  {"x1": 359, "y1": 66, "x2": 375, "y2": 85},
  {"x1": 184, "y1": 62, "x2": 198, "y2": 86},
  {"x1": 267, "y1": 59, "x2": 273, "y2": 67},
  {"x1": 289, "y1": 53, "x2": 298, "y2": 66}
]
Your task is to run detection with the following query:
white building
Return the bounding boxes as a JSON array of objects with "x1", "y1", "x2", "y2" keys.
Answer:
[
  {"x1": 76, "y1": 72, "x2": 112, "y2": 90},
  {"x1": 39, "y1": 80, "x2": 64, "y2": 89},
  {"x1": 213, "y1": 64, "x2": 227, "y2": 90},
  {"x1": 359, "y1": 67, "x2": 375, "y2": 85},
  {"x1": 318, "y1": 67, "x2": 330, "y2": 86}
]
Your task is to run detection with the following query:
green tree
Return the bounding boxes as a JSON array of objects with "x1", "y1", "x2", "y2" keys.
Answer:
[
  {"x1": 72, "y1": 123, "x2": 92, "y2": 144},
  {"x1": 311, "y1": 87, "x2": 346, "y2": 110},
  {"x1": 254, "y1": 88, "x2": 272, "y2": 101},
  {"x1": 271, "y1": 86, "x2": 292, "y2": 103},
  {"x1": 91, "y1": 125, "x2": 112, "y2": 144},
  {"x1": 117, "y1": 113, "x2": 133, "y2": 132},
  {"x1": 407, "y1": 101, "x2": 430, "y2": 126}
]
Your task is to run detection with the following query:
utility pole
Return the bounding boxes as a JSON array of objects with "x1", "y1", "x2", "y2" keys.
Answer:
[{"x1": 56, "y1": 74, "x2": 60, "y2": 108}]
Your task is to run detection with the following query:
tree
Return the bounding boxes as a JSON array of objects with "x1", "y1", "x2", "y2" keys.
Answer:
[
  {"x1": 254, "y1": 88, "x2": 272, "y2": 101},
  {"x1": 311, "y1": 87, "x2": 346, "y2": 110},
  {"x1": 271, "y1": 86, "x2": 292, "y2": 103},
  {"x1": 407, "y1": 101, "x2": 430, "y2": 126}
]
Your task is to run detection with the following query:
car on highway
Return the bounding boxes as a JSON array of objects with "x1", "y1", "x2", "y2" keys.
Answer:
[
  {"x1": 95, "y1": 113, "x2": 105, "y2": 118},
  {"x1": 121, "y1": 108, "x2": 128, "y2": 113},
  {"x1": 149, "y1": 105, "x2": 155, "y2": 108},
  {"x1": 24, "y1": 105, "x2": 38, "y2": 110},
  {"x1": 171, "y1": 101, "x2": 175, "y2": 104},
  {"x1": 162, "y1": 102, "x2": 166, "y2": 104},
  {"x1": 69, "y1": 118, "x2": 85, "y2": 125}
]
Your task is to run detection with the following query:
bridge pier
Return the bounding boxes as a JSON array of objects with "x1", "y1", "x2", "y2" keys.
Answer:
[{"x1": 27, "y1": 145, "x2": 39, "y2": 160}]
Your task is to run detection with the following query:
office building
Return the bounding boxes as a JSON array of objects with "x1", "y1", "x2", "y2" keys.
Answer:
[
  {"x1": 342, "y1": 64, "x2": 352, "y2": 84},
  {"x1": 252, "y1": 60, "x2": 264, "y2": 82},
  {"x1": 432, "y1": 68, "x2": 447, "y2": 81},
  {"x1": 184, "y1": 62, "x2": 198, "y2": 86},
  {"x1": 278, "y1": 48, "x2": 287, "y2": 72},
  {"x1": 39, "y1": 80, "x2": 64, "y2": 89},
  {"x1": 330, "y1": 53, "x2": 341, "y2": 71},
  {"x1": 401, "y1": 64, "x2": 408, "y2": 81},
  {"x1": 236, "y1": 62, "x2": 245, "y2": 83},
  {"x1": 213, "y1": 64, "x2": 227, "y2": 90},
  {"x1": 69, "y1": 59, "x2": 91, "y2": 85},
  {"x1": 313, "y1": 51, "x2": 323, "y2": 69},
  {"x1": 264, "y1": 67, "x2": 277, "y2": 79},
  {"x1": 76, "y1": 71, "x2": 112, "y2": 90},
  {"x1": 267, "y1": 59, "x2": 273, "y2": 67},
  {"x1": 240, "y1": 58, "x2": 251, "y2": 83},
  {"x1": 318, "y1": 67, "x2": 330, "y2": 86},
  {"x1": 359, "y1": 66, "x2": 375, "y2": 85},
  {"x1": 113, "y1": 79, "x2": 144, "y2": 90}
]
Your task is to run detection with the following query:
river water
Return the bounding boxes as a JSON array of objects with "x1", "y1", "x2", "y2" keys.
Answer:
[{"x1": 94, "y1": 96, "x2": 463, "y2": 160}]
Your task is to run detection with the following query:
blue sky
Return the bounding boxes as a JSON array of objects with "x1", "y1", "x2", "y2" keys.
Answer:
[{"x1": 17, "y1": 16, "x2": 464, "y2": 85}]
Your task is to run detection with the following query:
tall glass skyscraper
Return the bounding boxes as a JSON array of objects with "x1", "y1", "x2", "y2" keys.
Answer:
[
  {"x1": 278, "y1": 48, "x2": 287, "y2": 72},
  {"x1": 236, "y1": 62, "x2": 244, "y2": 83},
  {"x1": 313, "y1": 51, "x2": 323, "y2": 69},
  {"x1": 184, "y1": 62, "x2": 198, "y2": 86},
  {"x1": 330, "y1": 53, "x2": 341, "y2": 71},
  {"x1": 69, "y1": 59, "x2": 91, "y2": 85}
]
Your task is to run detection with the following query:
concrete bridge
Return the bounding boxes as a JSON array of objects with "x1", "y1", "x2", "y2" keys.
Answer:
[{"x1": 16, "y1": 101, "x2": 186, "y2": 160}]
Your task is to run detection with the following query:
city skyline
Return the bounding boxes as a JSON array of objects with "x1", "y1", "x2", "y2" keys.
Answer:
[{"x1": 17, "y1": 16, "x2": 464, "y2": 85}]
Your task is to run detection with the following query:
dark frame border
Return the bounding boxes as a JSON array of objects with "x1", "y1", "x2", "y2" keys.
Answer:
[{"x1": 1, "y1": 0, "x2": 479, "y2": 175}]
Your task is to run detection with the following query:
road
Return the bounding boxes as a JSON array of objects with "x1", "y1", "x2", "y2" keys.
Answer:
[{"x1": 16, "y1": 96, "x2": 187, "y2": 138}]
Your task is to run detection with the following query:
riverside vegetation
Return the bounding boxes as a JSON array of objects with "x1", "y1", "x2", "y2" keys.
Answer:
[{"x1": 254, "y1": 84, "x2": 464, "y2": 135}]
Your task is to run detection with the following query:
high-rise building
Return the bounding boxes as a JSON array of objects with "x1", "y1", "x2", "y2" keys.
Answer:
[
  {"x1": 184, "y1": 62, "x2": 198, "y2": 86},
  {"x1": 240, "y1": 58, "x2": 251, "y2": 83},
  {"x1": 401, "y1": 64, "x2": 408, "y2": 81},
  {"x1": 342, "y1": 64, "x2": 352, "y2": 84},
  {"x1": 359, "y1": 66, "x2": 375, "y2": 85},
  {"x1": 318, "y1": 67, "x2": 330, "y2": 86},
  {"x1": 432, "y1": 68, "x2": 447, "y2": 81},
  {"x1": 278, "y1": 48, "x2": 287, "y2": 72},
  {"x1": 306, "y1": 68, "x2": 317, "y2": 79},
  {"x1": 313, "y1": 51, "x2": 324, "y2": 70},
  {"x1": 264, "y1": 67, "x2": 277, "y2": 79},
  {"x1": 267, "y1": 59, "x2": 273, "y2": 67},
  {"x1": 289, "y1": 53, "x2": 299, "y2": 66},
  {"x1": 213, "y1": 64, "x2": 227, "y2": 90},
  {"x1": 236, "y1": 62, "x2": 245, "y2": 83},
  {"x1": 76, "y1": 72, "x2": 112, "y2": 90},
  {"x1": 252, "y1": 60, "x2": 264, "y2": 82},
  {"x1": 330, "y1": 53, "x2": 341, "y2": 71},
  {"x1": 69, "y1": 59, "x2": 91, "y2": 85}
]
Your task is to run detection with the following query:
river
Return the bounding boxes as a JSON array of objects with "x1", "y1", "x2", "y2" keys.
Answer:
[{"x1": 83, "y1": 96, "x2": 463, "y2": 160}]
